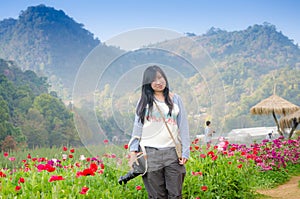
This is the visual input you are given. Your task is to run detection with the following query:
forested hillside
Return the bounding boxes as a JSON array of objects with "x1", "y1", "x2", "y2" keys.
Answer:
[
  {"x1": 0, "y1": 4, "x2": 100, "y2": 97},
  {"x1": 0, "y1": 4, "x2": 299, "y2": 143},
  {"x1": 0, "y1": 59, "x2": 81, "y2": 151},
  {"x1": 152, "y1": 23, "x2": 300, "y2": 132}
]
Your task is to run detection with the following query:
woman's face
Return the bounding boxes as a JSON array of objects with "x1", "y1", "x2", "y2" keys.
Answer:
[{"x1": 151, "y1": 72, "x2": 166, "y2": 92}]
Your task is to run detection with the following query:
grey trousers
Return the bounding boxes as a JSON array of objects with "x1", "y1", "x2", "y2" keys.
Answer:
[{"x1": 142, "y1": 147, "x2": 186, "y2": 199}]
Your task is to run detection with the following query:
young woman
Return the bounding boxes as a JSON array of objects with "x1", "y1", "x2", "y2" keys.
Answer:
[{"x1": 129, "y1": 65, "x2": 190, "y2": 198}]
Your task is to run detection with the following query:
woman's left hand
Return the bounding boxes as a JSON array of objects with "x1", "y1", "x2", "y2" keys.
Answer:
[{"x1": 179, "y1": 158, "x2": 188, "y2": 165}]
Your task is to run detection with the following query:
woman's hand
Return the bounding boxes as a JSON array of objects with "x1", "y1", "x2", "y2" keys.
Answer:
[
  {"x1": 128, "y1": 152, "x2": 139, "y2": 169},
  {"x1": 179, "y1": 157, "x2": 188, "y2": 165}
]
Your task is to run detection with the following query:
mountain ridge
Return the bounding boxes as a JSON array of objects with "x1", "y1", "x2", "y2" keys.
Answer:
[{"x1": 0, "y1": 4, "x2": 299, "y2": 133}]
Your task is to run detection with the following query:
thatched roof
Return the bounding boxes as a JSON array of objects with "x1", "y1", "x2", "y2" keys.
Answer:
[
  {"x1": 279, "y1": 109, "x2": 300, "y2": 128},
  {"x1": 250, "y1": 94, "x2": 299, "y2": 115}
]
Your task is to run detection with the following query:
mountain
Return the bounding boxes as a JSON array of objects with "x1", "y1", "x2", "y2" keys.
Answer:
[
  {"x1": 151, "y1": 23, "x2": 300, "y2": 132},
  {"x1": 0, "y1": 4, "x2": 101, "y2": 97},
  {"x1": 0, "y1": 4, "x2": 299, "y2": 135}
]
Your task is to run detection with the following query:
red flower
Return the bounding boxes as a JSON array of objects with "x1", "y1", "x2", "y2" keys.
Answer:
[
  {"x1": 70, "y1": 148, "x2": 75, "y2": 153},
  {"x1": 211, "y1": 155, "x2": 218, "y2": 161},
  {"x1": 189, "y1": 146, "x2": 193, "y2": 151},
  {"x1": 0, "y1": 171, "x2": 7, "y2": 177},
  {"x1": 207, "y1": 151, "x2": 215, "y2": 157},
  {"x1": 75, "y1": 162, "x2": 81, "y2": 168},
  {"x1": 136, "y1": 185, "x2": 142, "y2": 190},
  {"x1": 100, "y1": 163, "x2": 105, "y2": 169},
  {"x1": 49, "y1": 175, "x2": 65, "y2": 182},
  {"x1": 124, "y1": 144, "x2": 128, "y2": 149},
  {"x1": 80, "y1": 186, "x2": 89, "y2": 194},
  {"x1": 98, "y1": 169, "x2": 104, "y2": 174},
  {"x1": 191, "y1": 171, "x2": 203, "y2": 176},
  {"x1": 27, "y1": 153, "x2": 31, "y2": 159},
  {"x1": 90, "y1": 163, "x2": 98, "y2": 172},
  {"x1": 194, "y1": 138, "x2": 199, "y2": 144},
  {"x1": 237, "y1": 164, "x2": 243, "y2": 169},
  {"x1": 200, "y1": 154, "x2": 206, "y2": 158},
  {"x1": 47, "y1": 166, "x2": 56, "y2": 172},
  {"x1": 18, "y1": 177, "x2": 25, "y2": 183},
  {"x1": 3, "y1": 152, "x2": 8, "y2": 157},
  {"x1": 63, "y1": 146, "x2": 68, "y2": 151},
  {"x1": 228, "y1": 161, "x2": 232, "y2": 165},
  {"x1": 84, "y1": 168, "x2": 95, "y2": 176},
  {"x1": 69, "y1": 154, "x2": 73, "y2": 159},
  {"x1": 103, "y1": 139, "x2": 109, "y2": 144},
  {"x1": 230, "y1": 147, "x2": 236, "y2": 151},
  {"x1": 201, "y1": 185, "x2": 208, "y2": 191},
  {"x1": 194, "y1": 145, "x2": 200, "y2": 150},
  {"x1": 15, "y1": 185, "x2": 21, "y2": 191}
]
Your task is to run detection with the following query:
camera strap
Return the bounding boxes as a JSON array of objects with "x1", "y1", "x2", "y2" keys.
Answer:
[
  {"x1": 128, "y1": 136, "x2": 148, "y2": 175},
  {"x1": 154, "y1": 101, "x2": 182, "y2": 159}
]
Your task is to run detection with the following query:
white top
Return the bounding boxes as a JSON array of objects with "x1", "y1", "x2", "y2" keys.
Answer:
[{"x1": 140, "y1": 100, "x2": 180, "y2": 148}]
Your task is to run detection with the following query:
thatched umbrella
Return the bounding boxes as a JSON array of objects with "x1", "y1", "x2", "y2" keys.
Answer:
[
  {"x1": 279, "y1": 109, "x2": 300, "y2": 138},
  {"x1": 250, "y1": 94, "x2": 299, "y2": 136}
]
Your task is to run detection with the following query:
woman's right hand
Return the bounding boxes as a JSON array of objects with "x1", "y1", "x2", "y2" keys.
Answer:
[{"x1": 128, "y1": 152, "x2": 138, "y2": 169}]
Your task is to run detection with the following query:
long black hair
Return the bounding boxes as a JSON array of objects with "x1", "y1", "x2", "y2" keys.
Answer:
[{"x1": 137, "y1": 65, "x2": 173, "y2": 124}]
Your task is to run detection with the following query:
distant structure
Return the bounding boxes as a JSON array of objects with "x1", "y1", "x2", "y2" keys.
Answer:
[{"x1": 227, "y1": 126, "x2": 278, "y2": 145}]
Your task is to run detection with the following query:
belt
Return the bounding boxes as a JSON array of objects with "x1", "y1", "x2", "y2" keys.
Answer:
[{"x1": 145, "y1": 146, "x2": 174, "y2": 151}]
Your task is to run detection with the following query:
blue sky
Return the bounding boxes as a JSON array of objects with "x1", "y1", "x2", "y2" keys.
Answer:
[{"x1": 1, "y1": 0, "x2": 299, "y2": 45}]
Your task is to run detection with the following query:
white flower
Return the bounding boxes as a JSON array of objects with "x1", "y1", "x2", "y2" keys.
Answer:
[
  {"x1": 62, "y1": 154, "x2": 68, "y2": 160},
  {"x1": 79, "y1": 155, "x2": 86, "y2": 161}
]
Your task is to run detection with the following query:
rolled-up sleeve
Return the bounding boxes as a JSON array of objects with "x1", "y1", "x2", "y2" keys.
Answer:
[
  {"x1": 129, "y1": 112, "x2": 143, "y2": 152},
  {"x1": 174, "y1": 94, "x2": 190, "y2": 159}
]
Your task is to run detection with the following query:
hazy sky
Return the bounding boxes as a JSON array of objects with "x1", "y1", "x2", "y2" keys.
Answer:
[{"x1": 1, "y1": 0, "x2": 299, "y2": 45}]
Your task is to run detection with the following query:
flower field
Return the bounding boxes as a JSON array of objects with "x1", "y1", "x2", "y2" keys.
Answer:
[{"x1": 0, "y1": 136, "x2": 299, "y2": 198}]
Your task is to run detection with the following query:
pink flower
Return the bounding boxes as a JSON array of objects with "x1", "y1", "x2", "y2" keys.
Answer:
[
  {"x1": 111, "y1": 154, "x2": 116, "y2": 158},
  {"x1": 8, "y1": 157, "x2": 16, "y2": 161}
]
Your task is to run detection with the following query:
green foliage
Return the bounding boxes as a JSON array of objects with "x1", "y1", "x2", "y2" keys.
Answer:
[
  {"x1": 0, "y1": 59, "x2": 81, "y2": 150},
  {"x1": 254, "y1": 169, "x2": 290, "y2": 189},
  {"x1": 0, "y1": 141, "x2": 298, "y2": 198}
]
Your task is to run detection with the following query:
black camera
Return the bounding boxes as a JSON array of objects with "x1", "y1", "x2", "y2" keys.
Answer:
[{"x1": 118, "y1": 155, "x2": 146, "y2": 185}]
